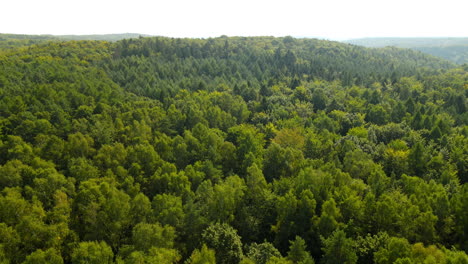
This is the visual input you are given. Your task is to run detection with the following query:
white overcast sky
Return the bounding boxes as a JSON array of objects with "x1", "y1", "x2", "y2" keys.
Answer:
[{"x1": 1, "y1": 0, "x2": 467, "y2": 40}]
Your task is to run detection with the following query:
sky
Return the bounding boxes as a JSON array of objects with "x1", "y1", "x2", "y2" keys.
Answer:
[{"x1": 2, "y1": 0, "x2": 467, "y2": 40}]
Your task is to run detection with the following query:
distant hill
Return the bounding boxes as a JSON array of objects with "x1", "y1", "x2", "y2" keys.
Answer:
[
  {"x1": 105, "y1": 36, "x2": 455, "y2": 95},
  {"x1": 345, "y1": 37, "x2": 468, "y2": 48},
  {"x1": 56, "y1": 33, "x2": 152, "y2": 41},
  {"x1": 345, "y1": 38, "x2": 468, "y2": 64},
  {"x1": 0, "y1": 33, "x2": 149, "y2": 49}
]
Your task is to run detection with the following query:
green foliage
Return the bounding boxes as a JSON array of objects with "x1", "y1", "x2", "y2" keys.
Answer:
[
  {"x1": 452, "y1": 184, "x2": 468, "y2": 251},
  {"x1": 123, "y1": 247, "x2": 181, "y2": 264},
  {"x1": 0, "y1": 35, "x2": 466, "y2": 264},
  {"x1": 315, "y1": 198, "x2": 341, "y2": 238},
  {"x1": 152, "y1": 194, "x2": 185, "y2": 228},
  {"x1": 374, "y1": 237, "x2": 411, "y2": 264},
  {"x1": 246, "y1": 242, "x2": 282, "y2": 264},
  {"x1": 202, "y1": 223, "x2": 243, "y2": 264},
  {"x1": 72, "y1": 180, "x2": 130, "y2": 249},
  {"x1": 346, "y1": 37, "x2": 468, "y2": 64},
  {"x1": 22, "y1": 248, "x2": 63, "y2": 264},
  {"x1": 132, "y1": 222, "x2": 176, "y2": 251},
  {"x1": 71, "y1": 241, "x2": 113, "y2": 264},
  {"x1": 355, "y1": 232, "x2": 390, "y2": 263},
  {"x1": 287, "y1": 236, "x2": 315, "y2": 264},
  {"x1": 187, "y1": 244, "x2": 216, "y2": 264},
  {"x1": 321, "y1": 230, "x2": 357, "y2": 264}
]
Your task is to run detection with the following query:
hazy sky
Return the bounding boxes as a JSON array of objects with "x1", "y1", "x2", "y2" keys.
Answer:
[{"x1": 2, "y1": 0, "x2": 467, "y2": 40}]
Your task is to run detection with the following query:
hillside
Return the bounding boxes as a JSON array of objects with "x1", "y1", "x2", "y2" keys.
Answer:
[
  {"x1": 0, "y1": 36, "x2": 467, "y2": 263},
  {"x1": 105, "y1": 36, "x2": 455, "y2": 99},
  {"x1": 346, "y1": 37, "x2": 468, "y2": 64},
  {"x1": 0, "y1": 33, "x2": 148, "y2": 49}
]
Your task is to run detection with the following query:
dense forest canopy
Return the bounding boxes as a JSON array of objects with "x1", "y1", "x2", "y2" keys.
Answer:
[
  {"x1": 0, "y1": 35, "x2": 467, "y2": 264},
  {"x1": 346, "y1": 37, "x2": 468, "y2": 65},
  {"x1": 0, "y1": 34, "x2": 148, "y2": 50}
]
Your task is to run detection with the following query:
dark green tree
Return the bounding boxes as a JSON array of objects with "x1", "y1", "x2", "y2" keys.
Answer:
[
  {"x1": 321, "y1": 230, "x2": 357, "y2": 264},
  {"x1": 202, "y1": 223, "x2": 243, "y2": 264}
]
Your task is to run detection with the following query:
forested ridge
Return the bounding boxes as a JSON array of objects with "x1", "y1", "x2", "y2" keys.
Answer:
[
  {"x1": 0, "y1": 36, "x2": 467, "y2": 264},
  {"x1": 0, "y1": 34, "x2": 147, "y2": 50},
  {"x1": 346, "y1": 38, "x2": 468, "y2": 65}
]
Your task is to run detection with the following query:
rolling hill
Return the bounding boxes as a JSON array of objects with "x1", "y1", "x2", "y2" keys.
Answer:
[
  {"x1": 0, "y1": 35, "x2": 466, "y2": 263},
  {"x1": 345, "y1": 37, "x2": 468, "y2": 64}
]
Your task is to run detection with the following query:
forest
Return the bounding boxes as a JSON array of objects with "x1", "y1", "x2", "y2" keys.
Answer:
[
  {"x1": 0, "y1": 35, "x2": 467, "y2": 264},
  {"x1": 346, "y1": 37, "x2": 468, "y2": 65}
]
